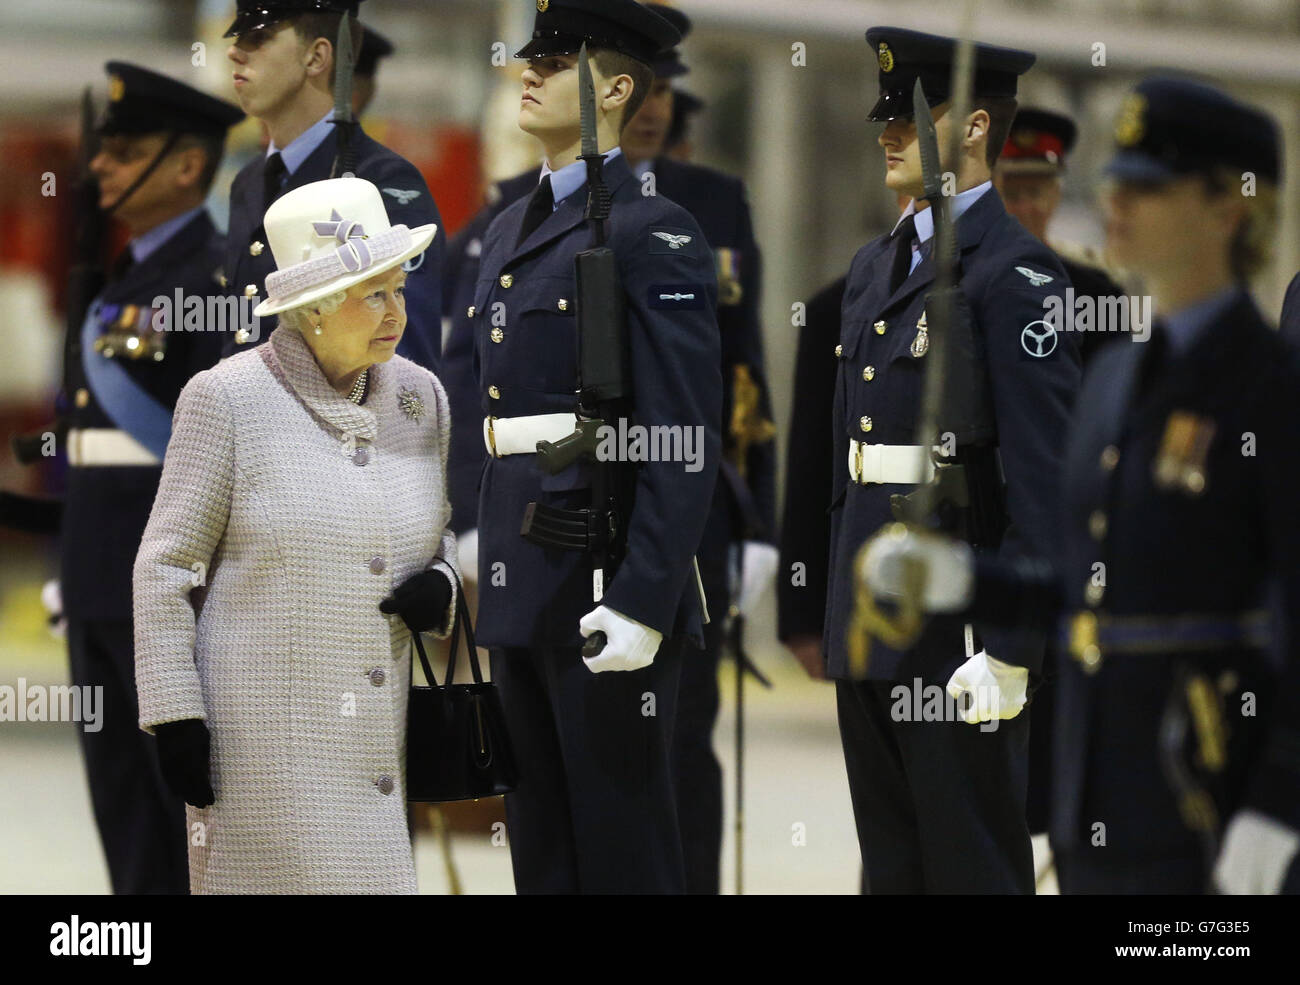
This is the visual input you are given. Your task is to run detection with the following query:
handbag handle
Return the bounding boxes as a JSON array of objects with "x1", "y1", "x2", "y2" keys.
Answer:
[{"x1": 411, "y1": 566, "x2": 485, "y2": 688}]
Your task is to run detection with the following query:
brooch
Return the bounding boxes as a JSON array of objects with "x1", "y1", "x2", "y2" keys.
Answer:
[{"x1": 397, "y1": 385, "x2": 426, "y2": 423}]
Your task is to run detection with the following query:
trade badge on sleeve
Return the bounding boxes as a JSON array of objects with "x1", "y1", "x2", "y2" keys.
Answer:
[
  {"x1": 1153, "y1": 410, "x2": 1216, "y2": 495},
  {"x1": 649, "y1": 284, "x2": 706, "y2": 309}
]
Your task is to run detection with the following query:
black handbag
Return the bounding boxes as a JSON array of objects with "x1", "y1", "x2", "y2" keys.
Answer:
[{"x1": 406, "y1": 575, "x2": 517, "y2": 802}]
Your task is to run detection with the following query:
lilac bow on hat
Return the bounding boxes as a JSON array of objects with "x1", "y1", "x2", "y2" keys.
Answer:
[{"x1": 313, "y1": 209, "x2": 373, "y2": 273}]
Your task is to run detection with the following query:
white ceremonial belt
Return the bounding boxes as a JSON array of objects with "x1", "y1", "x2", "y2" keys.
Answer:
[
  {"x1": 484, "y1": 413, "x2": 579, "y2": 458},
  {"x1": 848, "y1": 441, "x2": 935, "y2": 485},
  {"x1": 67, "y1": 428, "x2": 161, "y2": 467}
]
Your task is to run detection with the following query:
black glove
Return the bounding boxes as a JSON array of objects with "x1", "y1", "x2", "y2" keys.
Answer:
[
  {"x1": 154, "y1": 718, "x2": 215, "y2": 808},
  {"x1": 380, "y1": 568, "x2": 454, "y2": 634}
]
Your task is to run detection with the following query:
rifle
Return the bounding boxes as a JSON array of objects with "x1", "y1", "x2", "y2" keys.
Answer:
[
  {"x1": 329, "y1": 12, "x2": 359, "y2": 178},
  {"x1": 521, "y1": 45, "x2": 633, "y2": 656},
  {"x1": 848, "y1": 15, "x2": 979, "y2": 677}
]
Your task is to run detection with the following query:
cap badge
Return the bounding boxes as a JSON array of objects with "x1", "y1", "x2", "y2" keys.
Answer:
[
  {"x1": 537, "y1": 0, "x2": 549, "y2": 11},
  {"x1": 108, "y1": 74, "x2": 125, "y2": 103},
  {"x1": 1115, "y1": 93, "x2": 1147, "y2": 148},
  {"x1": 877, "y1": 43, "x2": 894, "y2": 73}
]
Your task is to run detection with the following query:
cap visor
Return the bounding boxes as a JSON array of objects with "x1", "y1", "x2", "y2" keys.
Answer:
[
  {"x1": 254, "y1": 223, "x2": 439, "y2": 318},
  {"x1": 514, "y1": 38, "x2": 581, "y2": 60},
  {"x1": 1103, "y1": 151, "x2": 1177, "y2": 184}
]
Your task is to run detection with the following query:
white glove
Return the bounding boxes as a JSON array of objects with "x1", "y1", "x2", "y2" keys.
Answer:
[
  {"x1": 41, "y1": 579, "x2": 66, "y2": 639},
  {"x1": 1214, "y1": 809, "x2": 1300, "y2": 895},
  {"x1": 860, "y1": 525, "x2": 974, "y2": 613},
  {"x1": 946, "y1": 649, "x2": 1028, "y2": 724},
  {"x1": 735, "y1": 541, "x2": 779, "y2": 616},
  {"x1": 578, "y1": 605, "x2": 663, "y2": 674},
  {"x1": 457, "y1": 528, "x2": 479, "y2": 584}
]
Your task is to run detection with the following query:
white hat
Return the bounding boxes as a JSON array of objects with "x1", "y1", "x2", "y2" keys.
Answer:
[{"x1": 253, "y1": 176, "x2": 437, "y2": 318}]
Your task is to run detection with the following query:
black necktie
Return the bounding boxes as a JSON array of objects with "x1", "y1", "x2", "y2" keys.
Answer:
[
  {"x1": 263, "y1": 152, "x2": 287, "y2": 208},
  {"x1": 888, "y1": 213, "x2": 918, "y2": 293},
  {"x1": 517, "y1": 174, "x2": 554, "y2": 248}
]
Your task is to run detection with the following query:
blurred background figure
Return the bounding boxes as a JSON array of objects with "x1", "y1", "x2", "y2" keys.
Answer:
[{"x1": 353, "y1": 23, "x2": 393, "y2": 117}]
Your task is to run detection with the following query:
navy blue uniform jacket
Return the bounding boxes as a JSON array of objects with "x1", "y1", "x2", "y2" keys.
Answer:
[
  {"x1": 62, "y1": 211, "x2": 228, "y2": 622},
  {"x1": 222, "y1": 126, "x2": 444, "y2": 373},
  {"x1": 470, "y1": 152, "x2": 721, "y2": 648},
  {"x1": 823, "y1": 187, "x2": 1082, "y2": 680}
]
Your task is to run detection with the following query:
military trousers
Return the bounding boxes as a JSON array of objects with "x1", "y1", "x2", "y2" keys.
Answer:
[
  {"x1": 66, "y1": 617, "x2": 189, "y2": 894},
  {"x1": 493, "y1": 638, "x2": 686, "y2": 894},
  {"x1": 835, "y1": 677, "x2": 1034, "y2": 894}
]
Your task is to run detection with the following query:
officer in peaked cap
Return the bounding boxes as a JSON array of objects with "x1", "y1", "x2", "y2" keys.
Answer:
[
  {"x1": 859, "y1": 76, "x2": 1300, "y2": 895},
  {"x1": 825, "y1": 26, "x2": 1081, "y2": 893},
  {"x1": 221, "y1": 0, "x2": 445, "y2": 374},
  {"x1": 353, "y1": 23, "x2": 393, "y2": 116},
  {"x1": 60, "y1": 61, "x2": 243, "y2": 894},
  {"x1": 469, "y1": 0, "x2": 722, "y2": 894}
]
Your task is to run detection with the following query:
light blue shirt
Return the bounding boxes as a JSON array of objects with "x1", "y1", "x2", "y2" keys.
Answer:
[
  {"x1": 540, "y1": 147, "x2": 624, "y2": 211},
  {"x1": 1162, "y1": 286, "x2": 1243, "y2": 357},
  {"x1": 892, "y1": 180, "x2": 993, "y2": 277},
  {"x1": 130, "y1": 206, "x2": 205, "y2": 264},
  {"x1": 268, "y1": 110, "x2": 336, "y2": 177}
]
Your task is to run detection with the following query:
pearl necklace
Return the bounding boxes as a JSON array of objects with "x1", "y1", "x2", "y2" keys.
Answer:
[{"x1": 347, "y1": 369, "x2": 369, "y2": 405}]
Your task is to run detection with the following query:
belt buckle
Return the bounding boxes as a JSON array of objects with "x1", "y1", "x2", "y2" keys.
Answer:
[
  {"x1": 487, "y1": 416, "x2": 499, "y2": 458},
  {"x1": 1069, "y1": 610, "x2": 1102, "y2": 674},
  {"x1": 852, "y1": 440, "x2": 863, "y2": 484}
]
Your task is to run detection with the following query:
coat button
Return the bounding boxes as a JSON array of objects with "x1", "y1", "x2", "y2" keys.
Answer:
[
  {"x1": 834, "y1": 344, "x2": 843, "y2": 358},
  {"x1": 863, "y1": 365, "x2": 876, "y2": 381},
  {"x1": 467, "y1": 305, "x2": 477, "y2": 318},
  {"x1": 874, "y1": 320, "x2": 887, "y2": 335},
  {"x1": 75, "y1": 388, "x2": 90, "y2": 408},
  {"x1": 244, "y1": 284, "x2": 258, "y2": 298},
  {"x1": 859, "y1": 416, "x2": 873, "y2": 433},
  {"x1": 1084, "y1": 582, "x2": 1105, "y2": 607},
  {"x1": 490, "y1": 327, "x2": 504, "y2": 343},
  {"x1": 369, "y1": 556, "x2": 386, "y2": 575},
  {"x1": 1100, "y1": 445, "x2": 1120, "y2": 471},
  {"x1": 1088, "y1": 511, "x2": 1108, "y2": 541},
  {"x1": 376, "y1": 775, "x2": 395, "y2": 795},
  {"x1": 488, "y1": 385, "x2": 501, "y2": 400},
  {"x1": 353, "y1": 446, "x2": 370, "y2": 466},
  {"x1": 499, "y1": 274, "x2": 514, "y2": 289},
  {"x1": 250, "y1": 241, "x2": 264, "y2": 256},
  {"x1": 369, "y1": 668, "x2": 386, "y2": 687},
  {"x1": 558, "y1": 299, "x2": 569, "y2": 311}
]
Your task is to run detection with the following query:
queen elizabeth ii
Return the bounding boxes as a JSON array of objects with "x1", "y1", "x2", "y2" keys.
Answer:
[{"x1": 133, "y1": 177, "x2": 457, "y2": 894}]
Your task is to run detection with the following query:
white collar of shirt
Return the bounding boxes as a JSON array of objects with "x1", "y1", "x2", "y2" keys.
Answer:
[
  {"x1": 130, "y1": 206, "x2": 205, "y2": 264},
  {"x1": 891, "y1": 179, "x2": 993, "y2": 243},
  {"x1": 267, "y1": 110, "x2": 337, "y2": 176},
  {"x1": 1161, "y1": 286, "x2": 1243, "y2": 357},
  {"x1": 540, "y1": 147, "x2": 623, "y2": 211},
  {"x1": 633, "y1": 157, "x2": 655, "y2": 180}
]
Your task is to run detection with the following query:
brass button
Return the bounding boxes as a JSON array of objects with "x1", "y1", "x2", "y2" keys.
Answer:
[
  {"x1": 1079, "y1": 645, "x2": 1103, "y2": 674},
  {"x1": 1088, "y1": 511, "x2": 1108, "y2": 541},
  {"x1": 249, "y1": 241, "x2": 264, "y2": 256},
  {"x1": 834, "y1": 344, "x2": 843, "y2": 358},
  {"x1": 1100, "y1": 445, "x2": 1120, "y2": 471},
  {"x1": 859, "y1": 416, "x2": 873, "y2": 433},
  {"x1": 488, "y1": 385, "x2": 501, "y2": 400},
  {"x1": 467, "y1": 305, "x2": 476, "y2": 318},
  {"x1": 557, "y1": 299, "x2": 569, "y2": 312},
  {"x1": 1084, "y1": 582, "x2": 1105, "y2": 607},
  {"x1": 490, "y1": 327, "x2": 504, "y2": 344},
  {"x1": 863, "y1": 365, "x2": 876, "y2": 382},
  {"x1": 101, "y1": 346, "x2": 115, "y2": 358},
  {"x1": 244, "y1": 284, "x2": 258, "y2": 298},
  {"x1": 874, "y1": 320, "x2": 887, "y2": 335},
  {"x1": 75, "y1": 388, "x2": 90, "y2": 408},
  {"x1": 499, "y1": 274, "x2": 514, "y2": 289}
]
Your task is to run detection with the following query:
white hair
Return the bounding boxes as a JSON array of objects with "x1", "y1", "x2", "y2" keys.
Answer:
[{"x1": 278, "y1": 289, "x2": 349, "y2": 334}]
